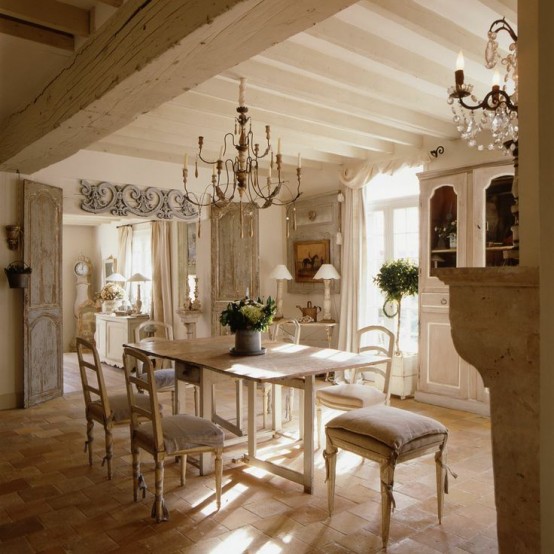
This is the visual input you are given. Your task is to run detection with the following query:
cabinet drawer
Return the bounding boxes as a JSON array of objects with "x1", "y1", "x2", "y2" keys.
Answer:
[
  {"x1": 176, "y1": 362, "x2": 201, "y2": 385},
  {"x1": 420, "y1": 292, "x2": 449, "y2": 309}
]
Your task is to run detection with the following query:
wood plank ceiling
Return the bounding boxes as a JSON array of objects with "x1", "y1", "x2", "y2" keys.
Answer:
[{"x1": 0, "y1": 0, "x2": 517, "y2": 174}]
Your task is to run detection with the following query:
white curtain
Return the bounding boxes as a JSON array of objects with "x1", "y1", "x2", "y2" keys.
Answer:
[
  {"x1": 337, "y1": 153, "x2": 430, "y2": 352},
  {"x1": 118, "y1": 225, "x2": 133, "y2": 299},
  {"x1": 151, "y1": 221, "x2": 173, "y2": 327}
]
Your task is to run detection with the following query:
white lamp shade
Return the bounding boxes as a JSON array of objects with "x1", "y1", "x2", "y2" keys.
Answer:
[
  {"x1": 313, "y1": 264, "x2": 340, "y2": 280},
  {"x1": 106, "y1": 272, "x2": 127, "y2": 282},
  {"x1": 269, "y1": 264, "x2": 293, "y2": 280},
  {"x1": 128, "y1": 272, "x2": 151, "y2": 282}
]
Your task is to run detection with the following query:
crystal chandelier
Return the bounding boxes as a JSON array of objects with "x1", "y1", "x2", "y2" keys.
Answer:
[
  {"x1": 447, "y1": 18, "x2": 518, "y2": 155},
  {"x1": 182, "y1": 78, "x2": 302, "y2": 232}
]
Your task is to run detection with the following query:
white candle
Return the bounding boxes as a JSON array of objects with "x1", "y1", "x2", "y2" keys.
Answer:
[
  {"x1": 239, "y1": 78, "x2": 246, "y2": 107},
  {"x1": 212, "y1": 164, "x2": 216, "y2": 176},
  {"x1": 184, "y1": 153, "x2": 188, "y2": 167},
  {"x1": 268, "y1": 164, "x2": 272, "y2": 179},
  {"x1": 297, "y1": 153, "x2": 302, "y2": 168},
  {"x1": 219, "y1": 146, "x2": 224, "y2": 160},
  {"x1": 492, "y1": 69, "x2": 500, "y2": 87},
  {"x1": 456, "y1": 51, "x2": 464, "y2": 71},
  {"x1": 277, "y1": 138, "x2": 281, "y2": 155}
]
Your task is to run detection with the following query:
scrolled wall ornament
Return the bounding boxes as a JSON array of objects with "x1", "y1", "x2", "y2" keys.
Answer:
[{"x1": 80, "y1": 180, "x2": 198, "y2": 221}]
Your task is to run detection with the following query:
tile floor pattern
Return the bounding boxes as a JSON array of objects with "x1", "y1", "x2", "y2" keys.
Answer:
[{"x1": 0, "y1": 354, "x2": 498, "y2": 553}]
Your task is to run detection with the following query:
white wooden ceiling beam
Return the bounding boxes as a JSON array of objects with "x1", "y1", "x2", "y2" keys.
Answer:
[
  {"x1": 0, "y1": 0, "x2": 357, "y2": 173},
  {"x1": 182, "y1": 77, "x2": 423, "y2": 147},
  {"x1": 476, "y1": 0, "x2": 517, "y2": 25},
  {"x1": 0, "y1": 0, "x2": 91, "y2": 36},
  {"x1": 0, "y1": 14, "x2": 74, "y2": 50},
  {"x1": 232, "y1": 58, "x2": 455, "y2": 139}
]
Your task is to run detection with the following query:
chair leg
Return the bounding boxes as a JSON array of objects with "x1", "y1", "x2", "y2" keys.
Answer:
[
  {"x1": 180, "y1": 454, "x2": 187, "y2": 486},
  {"x1": 85, "y1": 417, "x2": 94, "y2": 466},
  {"x1": 215, "y1": 448, "x2": 223, "y2": 509},
  {"x1": 379, "y1": 462, "x2": 395, "y2": 549},
  {"x1": 316, "y1": 400, "x2": 322, "y2": 450},
  {"x1": 193, "y1": 385, "x2": 199, "y2": 417},
  {"x1": 102, "y1": 424, "x2": 113, "y2": 479},
  {"x1": 285, "y1": 387, "x2": 294, "y2": 422},
  {"x1": 152, "y1": 458, "x2": 168, "y2": 522},
  {"x1": 324, "y1": 440, "x2": 338, "y2": 515},
  {"x1": 132, "y1": 443, "x2": 143, "y2": 502},
  {"x1": 435, "y1": 443, "x2": 447, "y2": 524}
]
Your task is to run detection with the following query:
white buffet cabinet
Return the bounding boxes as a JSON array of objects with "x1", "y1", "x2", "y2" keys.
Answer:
[
  {"x1": 416, "y1": 160, "x2": 516, "y2": 415},
  {"x1": 95, "y1": 313, "x2": 149, "y2": 367}
]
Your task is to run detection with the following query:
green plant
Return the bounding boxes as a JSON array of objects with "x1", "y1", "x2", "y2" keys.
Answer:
[
  {"x1": 373, "y1": 258, "x2": 418, "y2": 354},
  {"x1": 4, "y1": 261, "x2": 32, "y2": 274},
  {"x1": 220, "y1": 297, "x2": 276, "y2": 332}
]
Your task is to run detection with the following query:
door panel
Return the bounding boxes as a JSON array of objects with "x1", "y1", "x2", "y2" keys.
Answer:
[
  {"x1": 23, "y1": 180, "x2": 63, "y2": 407},
  {"x1": 211, "y1": 203, "x2": 259, "y2": 335}
]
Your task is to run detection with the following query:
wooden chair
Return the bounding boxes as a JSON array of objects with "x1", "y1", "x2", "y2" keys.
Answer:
[
  {"x1": 324, "y1": 405, "x2": 451, "y2": 548},
  {"x1": 76, "y1": 336, "x2": 152, "y2": 479},
  {"x1": 315, "y1": 325, "x2": 394, "y2": 448},
  {"x1": 135, "y1": 320, "x2": 198, "y2": 416},
  {"x1": 271, "y1": 318, "x2": 301, "y2": 421},
  {"x1": 123, "y1": 347, "x2": 224, "y2": 522}
]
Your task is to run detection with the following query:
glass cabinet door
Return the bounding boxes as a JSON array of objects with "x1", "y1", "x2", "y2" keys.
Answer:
[
  {"x1": 484, "y1": 175, "x2": 518, "y2": 266},
  {"x1": 429, "y1": 185, "x2": 458, "y2": 275}
]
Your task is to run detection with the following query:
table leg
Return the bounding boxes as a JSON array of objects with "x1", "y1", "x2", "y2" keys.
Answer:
[
  {"x1": 272, "y1": 384, "x2": 282, "y2": 432},
  {"x1": 247, "y1": 381, "x2": 257, "y2": 459},
  {"x1": 199, "y1": 369, "x2": 214, "y2": 475},
  {"x1": 303, "y1": 375, "x2": 315, "y2": 493}
]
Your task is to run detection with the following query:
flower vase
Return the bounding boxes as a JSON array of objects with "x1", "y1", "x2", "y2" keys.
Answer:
[
  {"x1": 102, "y1": 300, "x2": 120, "y2": 313},
  {"x1": 234, "y1": 329, "x2": 263, "y2": 355},
  {"x1": 437, "y1": 237, "x2": 447, "y2": 249},
  {"x1": 449, "y1": 234, "x2": 458, "y2": 249}
]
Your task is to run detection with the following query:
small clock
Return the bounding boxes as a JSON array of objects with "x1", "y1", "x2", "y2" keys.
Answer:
[{"x1": 74, "y1": 257, "x2": 92, "y2": 277}]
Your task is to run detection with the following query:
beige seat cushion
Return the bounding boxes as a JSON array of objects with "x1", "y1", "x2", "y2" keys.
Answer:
[
  {"x1": 326, "y1": 405, "x2": 447, "y2": 457},
  {"x1": 88, "y1": 393, "x2": 154, "y2": 423},
  {"x1": 135, "y1": 414, "x2": 224, "y2": 454},
  {"x1": 317, "y1": 383, "x2": 386, "y2": 409}
]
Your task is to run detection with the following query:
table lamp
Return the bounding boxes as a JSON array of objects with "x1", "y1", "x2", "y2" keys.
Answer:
[
  {"x1": 269, "y1": 264, "x2": 293, "y2": 319},
  {"x1": 313, "y1": 264, "x2": 340, "y2": 322},
  {"x1": 128, "y1": 272, "x2": 150, "y2": 314},
  {"x1": 106, "y1": 272, "x2": 126, "y2": 283}
]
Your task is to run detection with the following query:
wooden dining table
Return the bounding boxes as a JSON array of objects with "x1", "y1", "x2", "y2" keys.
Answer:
[{"x1": 125, "y1": 335, "x2": 389, "y2": 494}]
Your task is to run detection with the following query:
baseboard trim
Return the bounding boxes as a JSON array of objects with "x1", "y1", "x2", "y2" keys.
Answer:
[{"x1": 414, "y1": 391, "x2": 490, "y2": 416}]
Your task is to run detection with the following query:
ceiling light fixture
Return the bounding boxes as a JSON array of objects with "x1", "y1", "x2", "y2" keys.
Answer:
[
  {"x1": 182, "y1": 78, "x2": 302, "y2": 236},
  {"x1": 448, "y1": 17, "x2": 519, "y2": 247},
  {"x1": 448, "y1": 18, "x2": 518, "y2": 155}
]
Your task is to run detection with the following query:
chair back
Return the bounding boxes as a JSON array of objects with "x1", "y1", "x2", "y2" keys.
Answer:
[
  {"x1": 272, "y1": 318, "x2": 301, "y2": 344},
  {"x1": 76, "y1": 337, "x2": 111, "y2": 420},
  {"x1": 354, "y1": 325, "x2": 395, "y2": 401},
  {"x1": 135, "y1": 320, "x2": 174, "y2": 342},
  {"x1": 135, "y1": 320, "x2": 174, "y2": 371},
  {"x1": 123, "y1": 346, "x2": 164, "y2": 451}
]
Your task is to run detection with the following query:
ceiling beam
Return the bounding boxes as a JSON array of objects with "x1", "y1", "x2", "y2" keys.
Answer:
[
  {"x1": 0, "y1": 0, "x2": 357, "y2": 173},
  {"x1": 0, "y1": 14, "x2": 74, "y2": 50},
  {"x1": 0, "y1": 0, "x2": 91, "y2": 36}
]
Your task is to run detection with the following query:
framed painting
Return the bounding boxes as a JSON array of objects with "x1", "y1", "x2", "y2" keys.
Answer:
[{"x1": 293, "y1": 239, "x2": 330, "y2": 282}]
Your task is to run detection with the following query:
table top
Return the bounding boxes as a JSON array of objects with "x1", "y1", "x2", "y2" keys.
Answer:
[{"x1": 125, "y1": 335, "x2": 388, "y2": 384}]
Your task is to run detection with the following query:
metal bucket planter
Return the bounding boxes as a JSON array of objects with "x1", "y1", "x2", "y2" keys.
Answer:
[{"x1": 4, "y1": 261, "x2": 32, "y2": 289}]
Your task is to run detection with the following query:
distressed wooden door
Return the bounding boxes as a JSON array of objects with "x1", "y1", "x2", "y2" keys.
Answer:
[
  {"x1": 211, "y1": 203, "x2": 259, "y2": 335},
  {"x1": 23, "y1": 180, "x2": 63, "y2": 407}
]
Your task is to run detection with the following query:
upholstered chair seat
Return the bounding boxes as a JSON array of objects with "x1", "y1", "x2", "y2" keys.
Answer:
[{"x1": 325, "y1": 405, "x2": 452, "y2": 548}]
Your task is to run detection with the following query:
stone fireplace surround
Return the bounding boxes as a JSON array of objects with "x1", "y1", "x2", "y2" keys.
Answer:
[{"x1": 437, "y1": 267, "x2": 539, "y2": 553}]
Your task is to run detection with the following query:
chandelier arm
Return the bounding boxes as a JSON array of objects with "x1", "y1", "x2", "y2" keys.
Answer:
[
  {"x1": 457, "y1": 89, "x2": 517, "y2": 113},
  {"x1": 489, "y1": 18, "x2": 518, "y2": 42}
]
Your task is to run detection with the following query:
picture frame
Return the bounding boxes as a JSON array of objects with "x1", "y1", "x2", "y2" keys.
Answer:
[
  {"x1": 103, "y1": 256, "x2": 116, "y2": 282},
  {"x1": 293, "y1": 239, "x2": 331, "y2": 282}
]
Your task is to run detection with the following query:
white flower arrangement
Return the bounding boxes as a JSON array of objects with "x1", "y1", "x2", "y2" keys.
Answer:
[{"x1": 98, "y1": 283, "x2": 126, "y2": 301}]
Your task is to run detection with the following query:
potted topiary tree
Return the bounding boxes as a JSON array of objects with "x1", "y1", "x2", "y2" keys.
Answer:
[{"x1": 373, "y1": 258, "x2": 419, "y2": 398}]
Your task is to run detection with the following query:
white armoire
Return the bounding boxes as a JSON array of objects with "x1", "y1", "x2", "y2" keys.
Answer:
[{"x1": 416, "y1": 159, "x2": 516, "y2": 415}]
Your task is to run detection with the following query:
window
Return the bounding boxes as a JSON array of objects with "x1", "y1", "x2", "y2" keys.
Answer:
[
  {"x1": 362, "y1": 166, "x2": 421, "y2": 353},
  {"x1": 130, "y1": 223, "x2": 152, "y2": 313}
]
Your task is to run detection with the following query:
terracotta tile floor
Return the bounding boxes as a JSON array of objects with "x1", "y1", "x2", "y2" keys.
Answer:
[{"x1": 0, "y1": 354, "x2": 497, "y2": 553}]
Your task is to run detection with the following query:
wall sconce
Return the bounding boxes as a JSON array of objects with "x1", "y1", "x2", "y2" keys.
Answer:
[{"x1": 5, "y1": 225, "x2": 22, "y2": 250}]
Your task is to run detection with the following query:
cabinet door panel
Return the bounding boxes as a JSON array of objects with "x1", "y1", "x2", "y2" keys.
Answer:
[
  {"x1": 419, "y1": 310, "x2": 469, "y2": 399},
  {"x1": 106, "y1": 321, "x2": 127, "y2": 363}
]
